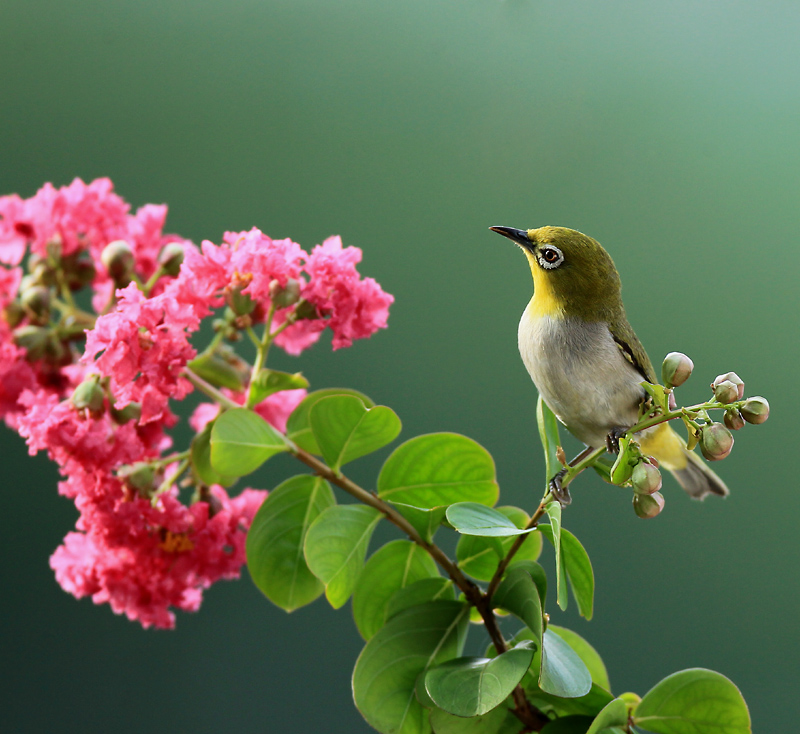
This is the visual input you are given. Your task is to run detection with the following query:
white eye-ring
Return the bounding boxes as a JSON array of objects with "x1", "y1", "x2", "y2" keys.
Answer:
[{"x1": 537, "y1": 245, "x2": 564, "y2": 270}]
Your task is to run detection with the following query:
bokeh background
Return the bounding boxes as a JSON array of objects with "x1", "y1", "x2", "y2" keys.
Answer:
[{"x1": 1, "y1": 1, "x2": 797, "y2": 731}]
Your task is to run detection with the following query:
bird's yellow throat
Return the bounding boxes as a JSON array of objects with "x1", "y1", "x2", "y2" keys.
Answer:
[{"x1": 526, "y1": 252, "x2": 563, "y2": 318}]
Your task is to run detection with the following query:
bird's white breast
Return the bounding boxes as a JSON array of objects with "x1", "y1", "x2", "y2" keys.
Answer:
[{"x1": 518, "y1": 304, "x2": 645, "y2": 448}]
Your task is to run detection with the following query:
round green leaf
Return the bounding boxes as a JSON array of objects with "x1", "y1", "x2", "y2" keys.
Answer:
[
  {"x1": 425, "y1": 641, "x2": 536, "y2": 718},
  {"x1": 246, "y1": 475, "x2": 335, "y2": 612},
  {"x1": 387, "y1": 578, "x2": 456, "y2": 621},
  {"x1": 446, "y1": 502, "x2": 537, "y2": 537},
  {"x1": 303, "y1": 504, "x2": 381, "y2": 609},
  {"x1": 285, "y1": 388, "x2": 375, "y2": 454},
  {"x1": 540, "y1": 628, "x2": 593, "y2": 699},
  {"x1": 353, "y1": 600, "x2": 470, "y2": 734},
  {"x1": 493, "y1": 566, "x2": 544, "y2": 643},
  {"x1": 548, "y1": 625, "x2": 610, "y2": 691},
  {"x1": 249, "y1": 368, "x2": 309, "y2": 405},
  {"x1": 634, "y1": 668, "x2": 751, "y2": 734},
  {"x1": 210, "y1": 407, "x2": 287, "y2": 477},
  {"x1": 586, "y1": 697, "x2": 628, "y2": 734},
  {"x1": 429, "y1": 703, "x2": 516, "y2": 734},
  {"x1": 353, "y1": 540, "x2": 440, "y2": 640},
  {"x1": 310, "y1": 395, "x2": 401, "y2": 471},
  {"x1": 190, "y1": 423, "x2": 236, "y2": 487},
  {"x1": 378, "y1": 433, "x2": 499, "y2": 508}
]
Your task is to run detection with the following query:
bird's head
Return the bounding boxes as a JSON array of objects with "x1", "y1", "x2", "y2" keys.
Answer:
[{"x1": 490, "y1": 225, "x2": 623, "y2": 321}]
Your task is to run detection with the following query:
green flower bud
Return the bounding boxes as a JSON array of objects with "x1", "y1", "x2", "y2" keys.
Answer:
[
  {"x1": 723, "y1": 409, "x2": 745, "y2": 431},
  {"x1": 631, "y1": 460, "x2": 662, "y2": 495},
  {"x1": 158, "y1": 243, "x2": 185, "y2": 276},
  {"x1": 100, "y1": 240, "x2": 135, "y2": 283},
  {"x1": 662, "y1": 352, "x2": 693, "y2": 388},
  {"x1": 3, "y1": 300, "x2": 26, "y2": 328},
  {"x1": 111, "y1": 402, "x2": 142, "y2": 424},
  {"x1": 699, "y1": 423, "x2": 734, "y2": 461},
  {"x1": 70, "y1": 377, "x2": 105, "y2": 416},
  {"x1": 633, "y1": 491, "x2": 665, "y2": 519},
  {"x1": 117, "y1": 462, "x2": 156, "y2": 495},
  {"x1": 269, "y1": 278, "x2": 302, "y2": 308},
  {"x1": 740, "y1": 396, "x2": 769, "y2": 425},
  {"x1": 225, "y1": 285, "x2": 256, "y2": 316},
  {"x1": 713, "y1": 371, "x2": 744, "y2": 400},
  {"x1": 713, "y1": 380, "x2": 739, "y2": 404},
  {"x1": 20, "y1": 284, "x2": 52, "y2": 322},
  {"x1": 12, "y1": 325, "x2": 50, "y2": 361},
  {"x1": 293, "y1": 299, "x2": 319, "y2": 321},
  {"x1": 66, "y1": 257, "x2": 96, "y2": 290}
]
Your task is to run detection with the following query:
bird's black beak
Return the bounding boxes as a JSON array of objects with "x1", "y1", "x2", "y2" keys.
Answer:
[{"x1": 489, "y1": 226, "x2": 533, "y2": 252}]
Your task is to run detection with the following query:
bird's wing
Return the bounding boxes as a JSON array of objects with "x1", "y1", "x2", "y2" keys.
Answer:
[{"x1": 607, "y1": 316, "x2": 657, "y2": 383}]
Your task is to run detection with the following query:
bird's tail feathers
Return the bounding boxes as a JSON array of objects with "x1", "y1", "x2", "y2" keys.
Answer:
[{"x1": 671, "y1": 447, "x2": 730, "y2": 500}]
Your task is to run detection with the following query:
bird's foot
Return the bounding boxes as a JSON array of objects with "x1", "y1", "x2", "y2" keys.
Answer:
[
  {"x1": 606, "y1": 427, "x2": 627, "y2": 454},
  {"x1": 549, "y1": 468, "x2": 571, "y2": 506}
]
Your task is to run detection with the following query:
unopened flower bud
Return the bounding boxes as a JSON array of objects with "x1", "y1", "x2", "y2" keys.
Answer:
[
  {"x1": 269, "y1": 278, "x2": 302, "y2": 308},
  {"x1": 662, "y1": 352, "x2": 693, "y2": 388},
  {"x1": 3, "y1": 300, "x2": 25, "y2": 328},
  {"x1": 740, "y1": 396, "x2": 769, "y2": 425},
  {"x1": 631, "y1": 460, "x2": 662, "y2": 495},
  {"x1": 713, "y1": 380, "x2": 739, "y2": 404},
  {"x1": 118, "y1": 462, "x2": 156, "y2": 495},
  {"x1": 111, "y1": 402, "x2": 142, "y2": 424},
  {"x1": 633, "y1": 491, "x2": 665, "y2": 519},
  {"x1": 158, "y1": 243, "x2": 185, "y2": 276},
  {"x1": 70, "y1": 377, "x2": 105, "y2": 416},
  {"x1": 20, "y1": 284, "x2": 51, "y2": 322},
  {"x1": 723, "y1": 409, "x2": 745, "y2": 431},
  {"x1": 293, "y1": 299, "x2": 319, "y2": 321},
  {"x1": 225, "y1": 285, "x2": 256, "y2": 316},
  {"x1": 713, "y1": 372, "x2": 744, "y2": 400},
  {"x1": 13, "y1": 325, "x2": 50, "y2": 361},
  {"x1": 101, "y1": 240, "x2": 135, "y2": 283},
  {"x1": 66, "y1": 257, "x2": 96, "y2": 290},
  {"x1": 699, "y1": 423, "x2": 734, "y2": 461}
]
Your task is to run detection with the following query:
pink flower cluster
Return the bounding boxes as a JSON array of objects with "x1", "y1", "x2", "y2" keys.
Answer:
[{"x1": 0, "y1": 177, "x2": 394, "y2": 628}]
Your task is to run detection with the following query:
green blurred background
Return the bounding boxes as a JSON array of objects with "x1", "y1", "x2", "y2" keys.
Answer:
[{"x1": 1, "y1": 0, "x2": 797, "y2": 731}]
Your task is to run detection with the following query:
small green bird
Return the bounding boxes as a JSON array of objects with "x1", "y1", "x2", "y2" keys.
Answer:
[{"x1": 490, "y1": 225, "x2": 729, "y2": 504}]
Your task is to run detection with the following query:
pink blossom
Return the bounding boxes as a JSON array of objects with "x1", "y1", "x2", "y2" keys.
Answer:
[
  {"x1": 301, "y1": 236, "x2": 394, "y2": 349},
  {"x1": 83, "y1": 284, "x2": 197, "y2": 424},
  {"x1": 0, "y1": 195, "x2": 29, "y2": 265}
]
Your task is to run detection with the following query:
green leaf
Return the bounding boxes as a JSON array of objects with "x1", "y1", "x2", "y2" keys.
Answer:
[
  {"x1": 429, "y1": 704, "x2": 517, "y2": 734},
  {"x1": 505, "y1": 559, "x2": 547, "y2": 608},
  {"x1": 493, "y1": 566, "x2": 543, "y2": 642},
  {"x1": 210, "y1": 408, "x2": 287, "y2": 477},
  {"x1": 390, "y1": 503, "x2": 448, "y2": 543},
  {"x1": 446, "y1": 502, "x2": 537, "y2": 537},
  {"x1": 285, "y1": 388, "x2": 375, "y2": 454},
  {"x1": 249, "y1": 368, "x2": 309, "y2": 404},
  {"x1": 525, "y1": 680, "x2": 615, "y2": 719},
  {"x1": 543, "y1": 502, "x2": 568, "y2": 611},
  {"x1": 378, "y1": 433, "x2": 499, "y2": 508},
  {"x1": 548, "y1": 626, "x2": 610, "y2": 691},
  {"x1": 303, "y1": 504, "x2": 381, "y2": 608},
  {"x1": 585, "y1": 698, "x2": 628, "y2": 734},
  {"x1": 352, "y1": 600, "x2": 470, "y2": 734},
  {"x1": 246, "y1": 475, "x2": 335, "y2": 611},
  {"x1": 590, "y1": 455, "x2": 615, "y2": 485},
  {"x1": 187, "y1": 352, "x2": 245, "y2": 391},
  {"x1": 425, "y1": 642, "x2": 536, "y2": 718},
  {"x1": 641, "y1": 381, "x2": 669, "y2": 413},
  {"x1": 190, "y1": 423, "x2": 236, "y2": 487},
  {"x1": 353, "y1": 540, "x2": 440, "y2": 640},
  {"x1": 540, "y1": 628, "x2": 592, "y2": 698},
  {"x1": 309, "y1": 395, "x2": 401, "y2": 471},
  {"x1": 388, "y1": 578, "x2": 456, "y2": 621},
  {"x1": 634, "y1": 668, "x2": 751, "y2": 734},
  {"x1": 537, "y1": 397, "x2": 562, "y2": 482},
  {"x1": 456, "y1": 509, "x2": 542, "y2": 582},
  {"x1": 551, "y1": 527, "x2": 594, "y2": 620},
  {"x1": 540, "y1": 716, "x2": 595, "y2": 733}
]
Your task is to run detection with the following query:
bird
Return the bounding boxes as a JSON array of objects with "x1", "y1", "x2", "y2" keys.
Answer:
[{"x1": 490, "y1": 224, "x2": 729, "y2": 505}]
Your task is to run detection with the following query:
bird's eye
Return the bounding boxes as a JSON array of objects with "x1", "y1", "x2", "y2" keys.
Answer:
[{"x1": 537, "y1": 245, "x2": 564, "y2": 270}]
